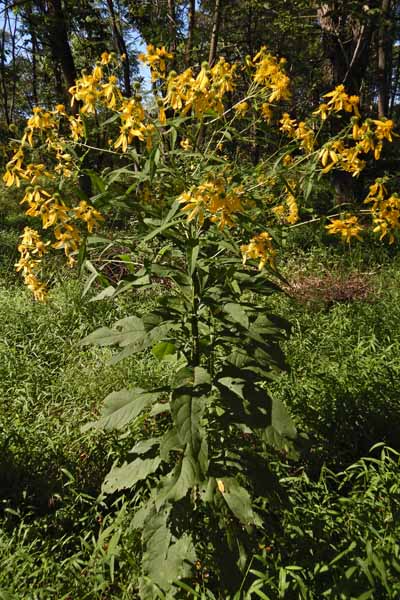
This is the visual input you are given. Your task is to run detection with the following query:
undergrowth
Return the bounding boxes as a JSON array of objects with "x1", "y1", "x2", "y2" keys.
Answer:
[{"x1": 1, "y1": 239, "x2": 400, "y2": 598}]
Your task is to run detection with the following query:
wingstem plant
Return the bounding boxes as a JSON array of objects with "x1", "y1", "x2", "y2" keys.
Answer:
[{"x1": 82, "y1": 206, "x2": 297, "y2": 598}]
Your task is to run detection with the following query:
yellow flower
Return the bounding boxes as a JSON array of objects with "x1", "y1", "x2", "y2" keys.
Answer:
[
  {"x1": 326, "y1": 215, "x2": 363, "y2": 242},
  {"x1": 371, "y1": 118, "x2": 395, "y2": 142},
  {"x1": 261, "y1": 102, "x2": 273, "y2": 123},
  {"x1": 52, "y1": 223, "x2": 81, "y2": 264},
  {"x1": 235, "y1": 101, "x2": 249, "y2": 116},
  {"x1": 280, "y1": 113, "x2": 297, "y2": 136},
  {"x1": 101, "y1": 75, "x2": 121, "y2": 109},
  {"x1": 241, "y1": 232, "x2": 276, "y2": 270},
  {"x1": 177, "y1": 189, "x2": 206, "y2": 226},
  {"x1": 180, "y1": 138, "x2": 192, "y2": 150},
  {"x1": 100, "y1": 51, "x2": 111, "y2": 65},
  {"x1": 323, "y1": 85, "x2": 349, "y2": 112},
  {"x1": 73, "y1": 200, "x2": 104, "y2": 233},
  {"x1": 178, "y1": 178, "x2": 243, "y2": 229},
  {"x1": 312, "y1": 103, "x2": 330, "y2": 120},
  {"x1": 159, "y1": 106, "x2": 167, "y2": 125},
  {"x1": 252, "y1": 47, "x2": 291, "y2": 102},
  {"x1": 294, "y1": 121, "x2": 315, "y2": 153},
  {"x1": 139, "y1": 44, "x2": 173, "y2": 81},
  {"x1": 69, "y1": 116, "x2": 84, "y2": 141}
]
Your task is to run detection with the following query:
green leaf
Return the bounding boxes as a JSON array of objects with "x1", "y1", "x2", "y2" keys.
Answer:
[
  {"x1": 82, "y1": 387, "x2": 160, "y2": 431},
  {"x1": 81, "y1": 316, "x2": 146, "y2": 347},
  {"x1": 218, "y1": 376, "x2": 246, "y2": 401},
  {"x1": 156, "y1": 451, "x2": 204, "y2": 509},
  {"x1": 131, "y1": 438, "x2": 161, "y2": 455},
  {"x1": 142, "y1": 200, "x2": 181, "y2": 242},
  {"x1": 262, "y1": 396, "x2": 297, "y2": 452},
  {"x1": 139, "y1": 507, "x2": 195, "y2": 598},
  {"x1": 108, "y1": 321, "x2": 177, "y2": 365},
  {"x1": 160, "y1": 429, "x2": 180, "y2": 461},
  {"x1": 140, "y1": 508, "x2": 171, "y2": 596},
  {"x1": 172, "y1": 392, "x2": 205, "y2": 459},
  {"x1": 217, "y1": 478, "x2": 262, "y2": 527},
  {"x1": 187, "y1": 239, "x2": 200, "y2": 276},
  {"x1": 152, "y1": 341, "x2": 176, "y2": 360},
  {"x1": 223, "y1": 303, "x2": 249, "y2": 329},
  {"x1": 102, "y1": 457, "x2": 162, "y2": 493}
]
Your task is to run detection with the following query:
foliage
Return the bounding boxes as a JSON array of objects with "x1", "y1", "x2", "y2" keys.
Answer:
[
  {"x1": 2, "y1": 234, "x2": 400, "y2": 596},
  {"x1": 180, "y1": 445, "x2": 400, "y2": 599},
  {"x1": 1, "y1": 40, "x2": 398, "y2": 597}
]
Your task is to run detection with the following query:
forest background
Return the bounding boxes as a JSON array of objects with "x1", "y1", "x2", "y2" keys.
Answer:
[{"x1": 1, "y1": 1, "x2": 400, "y2": 599}]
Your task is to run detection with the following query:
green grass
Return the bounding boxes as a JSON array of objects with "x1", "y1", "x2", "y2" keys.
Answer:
[
  {"x1": 270, "y1": 246, "x2": 400, "y2": 470},
  {"x1": 0, "y1": 277, "x2": 169, "y2": 598},
  {"x1": 1, "y1": 236, "x2": 400, "y2": 598}
]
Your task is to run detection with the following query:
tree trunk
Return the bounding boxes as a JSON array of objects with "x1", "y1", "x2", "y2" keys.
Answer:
[
  {"x1": 377, "y1": 0, "x2": 392, "y2": 117},
  {"x1": 185, "y1": 0, "x2": 195, "y2": 67},
  {"x1": 105, "y1": 0, "x2": 132, "y2": 97},
  {"x1": 45, "y1": 0, "x2": 78, "y2": 109},
  {"x1": 0, "y1": 7, "x2": 10, "y2": 126},
  {"x1": 316, "y1": 2, "x2": 374, "y2": 95},
  {"x1": 316, "y1": 2, "x2": 375, "y2": 205},
  {"x1": 208, "y1": 0, "x2": 222, "y2": 66},
  {"x1": 167, "y1": 0, "x2": 177, "y2": 54},
  {"x1": 7, "y1": 8, "x2": 18, "y2": 122},
  {"x1": 27, "y1": 5, "x2": 39, "y2": 106}
]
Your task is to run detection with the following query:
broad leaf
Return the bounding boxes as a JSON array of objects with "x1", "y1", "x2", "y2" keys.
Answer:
[
  {"x1": 223, "y1": 303, "x2": 249, "y2": 329},
  {"x1": 217, "y1": 477, "x2": 262, "y2": 527},
  {"x1": 139, "y1": 506, "x2": 195, "y2": 599},
  {"x1": 155, "y1": 450, "x2": 205, "y2": 509},
  {"x1": 262, "y1": 396, "x2": 297, "y2": 454},
  {"x1": 152, "y1": 341, "x2": 176, "y2": 360},
  {"x1": 82, "y1": 387, "x2": 160, "y2": 431},
  {"x1": 102, "y1": 457, "x2": 162, "y2": 494},
  {"x1": 130, "y1": 438, "x2": 161, "y2": 455},
  {"x1": 81, "y1": 316, "x2": 146, "y2": 347}
]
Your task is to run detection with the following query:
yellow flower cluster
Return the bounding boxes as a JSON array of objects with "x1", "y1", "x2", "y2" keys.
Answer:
[
  {"x1": 15, "y1": 227, "x2": 49, "y2": 301},
  {"x1": 164, "y1": 57, "x2": 237, "y2": 118},
  {"x1": 3, "y1": 149, "x2": 27, "y2": 187},
  {"x1": 364, "y1": 179, "x2": 400, "y2": 243},
  {"x1": 313, "y1": 86, "x2": 396, "y2": 176},
  {"x1": 325, "y1": 215, "x2": 363, "y2": 243},
  {"x1": 139, "y1": 45, "x2": 173, "y2": 81},
  {"x1": 319, "y1": 140, "x2": 366, "y2": 177},
  {"x1": 178, "y1": 177, "x2": 244, "y2": 229},
  {"x1": 279, "y1": 113, "x2": 315, "y2": 154},
  {"x1": 252, "y1": 47, "x2": 291, "y2": 103},
  {"x1": 270, "y1": 178, "x2": 299, "y2": 225},
  {"x1": 313, "y1": 85, "x2": 360, "y2": 120},
  {"x1": 23, "y1": 106, "x2": 57, "y2": 146},
  {"x1": 69, "y1": 62, "x2": 122, "y2": 114},
  {"x1": 19, "y1": 185, "x2": 104, "y2": 267},
  {"x1": 318, "y1": 115, "x2": 394, "y2": 177},
  {"x1": 272, "y1": 191, "x2": 299, "y2": 225},
  {"x1": 241, "y1": 231, "x2": 276, "y2": 270},
  {"x1": 114, "y1": 97, "x2": 154, "y2": 152}
]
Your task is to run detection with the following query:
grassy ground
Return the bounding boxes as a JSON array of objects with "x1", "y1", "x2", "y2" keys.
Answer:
[{"x1": 1, "y1": 223, "x2": 400, "y2": 598}]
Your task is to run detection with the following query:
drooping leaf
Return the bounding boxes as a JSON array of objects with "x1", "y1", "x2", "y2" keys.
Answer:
[
  {"x1": 81, "y1": 316, "x2": 146, "y2": 347},
  {"x1": 262, "y1": 395, "x2": 297, "y2": 453},
  {"x1": 155, "y1": 451, "x2": 204, "y2": 509},
  {"x1": 217, "y1": 477, "x2": 262, "y2": 527},
  {"x1": 139, "y1": 508, "x2": 172, "y2": 597},
  {"x1": 130, "y1": 438, "x2": 161, "y2": 456},
  {"x1": 152, "y1": 341, "x2": 176, "y2": 360},
  {"x1": 82, "y1": 387, "x2": 160, "y2": 431},
  {"x1": 138, "y1": 501, "x2": 196, "y2": 598},
  {"x1": 102, "y1": 457, "x2": 162, "y2": 494},
  {"x1": 223, "y1": 303, "x2": 249, "y2": 329}
]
